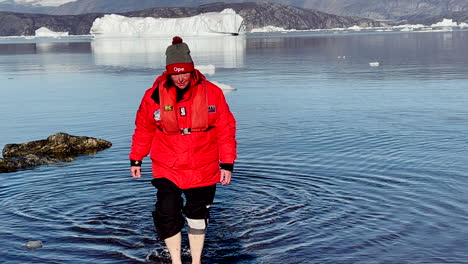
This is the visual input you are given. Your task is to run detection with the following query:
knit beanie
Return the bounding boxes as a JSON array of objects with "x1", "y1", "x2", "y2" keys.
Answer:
[{"x1": 165, "y1": 36, "x2": 194, "y2": 75}]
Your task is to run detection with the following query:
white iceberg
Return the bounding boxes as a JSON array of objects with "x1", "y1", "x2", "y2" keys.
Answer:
[
  {"x1": 369, "y1": 62, "x2": 380, "y2": 67},
  {"x1": 211, "y1": 81, "x2": 237, "y2": 94},
  {"x1": 400, "y1": 27, "x2": 412, "y2": 32},
  {"x1": 251, "y1": 26, "x2": 288, "y2": 32},
  {"x1": 197, "y1": 64, "x2": 216, "y2": 75},
  {"x1": 35, "y1": 27, "x2": 69, "y2": 37},
  {"x1": 431, "y1": 19, "x2": 459, "y2": 27},
  {"x1": 348, "y1": 25, "x2": 362, "y2": 31},
  {"x1": 90, "y1": 9, "x2": 244, "y2": 37},
  {"x1": 393, "y1": 24, "x2": 425, "y2": 31}
]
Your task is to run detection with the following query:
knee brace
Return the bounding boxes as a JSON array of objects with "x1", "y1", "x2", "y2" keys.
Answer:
[{"x1": 186, "y1": 217, "x2": 208, "y2": 235}]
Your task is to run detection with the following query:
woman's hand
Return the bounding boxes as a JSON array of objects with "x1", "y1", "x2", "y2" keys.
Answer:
[
  {"x1": 220, "y1": 169, "x2": 232, "y2": 185},
  {"x1": 131, "y1": 166, "x2": 141, "y2": 178}
]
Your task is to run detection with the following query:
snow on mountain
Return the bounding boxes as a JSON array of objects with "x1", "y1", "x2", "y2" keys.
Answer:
[{"x1": 10, "y1": 0, "x2": 76, "y2": 6}]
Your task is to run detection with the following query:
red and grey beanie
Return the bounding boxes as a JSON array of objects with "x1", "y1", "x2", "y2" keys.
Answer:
[{"x1": 165, "y1": 36, "x2": 194, "y2": 75}]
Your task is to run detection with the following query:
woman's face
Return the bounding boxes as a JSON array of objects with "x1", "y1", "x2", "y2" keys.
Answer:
[{"x1": 170, "y1": 72, "x2": 191, "y2": 89}]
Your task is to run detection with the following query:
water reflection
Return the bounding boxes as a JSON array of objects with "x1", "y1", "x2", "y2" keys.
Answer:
[{"x1": 91, "y1": 36, "x2": 246, "y2": 69}]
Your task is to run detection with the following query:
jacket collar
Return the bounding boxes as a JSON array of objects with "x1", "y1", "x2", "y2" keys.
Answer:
[{"x1": 151, "y1": 69, "x2": 206, "y2": 104}]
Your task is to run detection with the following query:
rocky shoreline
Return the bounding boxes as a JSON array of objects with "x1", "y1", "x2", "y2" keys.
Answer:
[{"x1": 0, "y1": 132, "x2": 112, "y2": 173}]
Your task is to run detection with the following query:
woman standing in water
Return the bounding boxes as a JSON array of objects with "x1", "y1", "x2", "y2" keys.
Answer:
[{"x1": 129, "y1": 36, "x2": 237, "y2": 264}]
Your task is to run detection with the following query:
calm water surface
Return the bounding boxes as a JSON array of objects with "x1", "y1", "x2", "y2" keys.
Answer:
[{"x1": 1, "y1": 31, "x2": 468, "y2": 264}]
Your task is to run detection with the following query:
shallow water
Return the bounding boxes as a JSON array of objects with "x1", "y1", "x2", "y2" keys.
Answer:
[{"x1": 1, "y1": 31, "x2": 468, "y2": 264}]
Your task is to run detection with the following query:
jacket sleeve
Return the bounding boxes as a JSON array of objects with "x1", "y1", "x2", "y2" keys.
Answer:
[
  {"x1": 129, "y1": 89, "x2": 157, "y2": 161},
  {"x1": 214, "y1": 88, "x2": 237, "y2": 165}
]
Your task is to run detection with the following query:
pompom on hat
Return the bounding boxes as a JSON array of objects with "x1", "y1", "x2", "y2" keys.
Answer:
[{"x1": 165, "y1": 36, "x2": 194, "y2": 75}]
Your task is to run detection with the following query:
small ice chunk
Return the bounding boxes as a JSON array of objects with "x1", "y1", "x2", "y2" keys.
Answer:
[
  {"x1": 211, "y1": 81, "x2": 237, "y2": 93},
  {"x1": 369, "y1": 62, "x2": 380, "y2": 67},
  {"x1": 25, "y1": 240, "x2": 43, "y2": 249},
  {"x1": 348, "y1": 25, "x2": 362, "y2": 31},
  {"x1": 35, "y1": 27, "x2": 69, "y2": 37},
  {"x1": 251, "y1": 26, "x2": 287, "y2": 32},
  {"x1": 197, "y1": 65, "x2": 216, "y2": 75}
]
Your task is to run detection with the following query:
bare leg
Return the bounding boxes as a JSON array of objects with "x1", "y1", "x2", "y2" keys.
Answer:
[
  {"x1": 188, "y1": 233, "x2": 205, "y2": 264},
  {"x1": 165, "y1": 232, "x2": 182, "y2": 264}
]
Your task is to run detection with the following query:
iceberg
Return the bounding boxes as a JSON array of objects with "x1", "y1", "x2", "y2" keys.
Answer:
[
  {"x1": 431, "y1": 19, "x2": 459, "y2": 28},
  {"x1": 211, "y1": 81, "x2": 237, "y2": 94},
  {"x1": 347, "y1": 25, "x2": 362, "y2": 31},
  {"x1": 196, "y1": 64, "x2": 216, "y2": 75},
  {"x1": 35, "y1": 27, "x2": 69, "y2": 37},
  {"x1": 393, "y1": 24, "x2": 425, "y2": 30},
  {"x1": 90, "y1": 9, "x2": 244, "y2": 37},
  {"x1": 251, "y1": 26, "x2": 288, "y2": 33}
]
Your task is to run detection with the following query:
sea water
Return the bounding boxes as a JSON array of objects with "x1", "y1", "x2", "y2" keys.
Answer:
[{"x1": 1, "y1": 31, "x2": 468, "y2": 264}]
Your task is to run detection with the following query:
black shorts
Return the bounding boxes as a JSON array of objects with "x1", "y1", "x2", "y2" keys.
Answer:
[{"x1": 151, "y1": 178, "x2": 216, "y2": 240}]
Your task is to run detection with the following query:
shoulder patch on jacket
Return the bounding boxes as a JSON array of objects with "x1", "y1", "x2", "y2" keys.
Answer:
[
  {"x1": 154, "y1": 109, "x2": 161, "y2": 121},
  {"x1": 208, "y1": 105, "x2": 216, "y2": 113}
]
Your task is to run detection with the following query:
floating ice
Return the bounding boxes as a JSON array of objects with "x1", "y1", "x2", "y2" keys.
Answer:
[
  {"x1": 90, "y1": 9, "x2": 244, "y2": 37},
  {"x1": 25, "y1": 240, "x2": 43, "y2": 249},
  {"x1": 369, "y1": 62, "x2": 380, "y2": 67},
  {"x1": 348, "y1": 25, "x2": 362, "y2": 31},
  {"x1": 400, "y1": 27, "x2": 413, "y2": 32},
  {"x1": 251, "y1": 26, "x2": 288, "y2": 32},
  {"x1": 431, "y1": 19, "x2": 459, "y2": 27},
  {"x1": 197, "y1": 64, "x2": 216, "y2": 75},
  {"x1": 393, "y1": 24, "x2": 425, "y2": 30},
  {"x1": 211, "y1": 81, "x2": 237, "y2": 94},
  {"x1": 35, "y1": 27, "x2": 69, "y2": 37}
]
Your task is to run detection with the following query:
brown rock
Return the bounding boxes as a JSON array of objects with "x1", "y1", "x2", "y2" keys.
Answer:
[{"x1": 1, "y1": 132, "x2": 111, "y2": 173}]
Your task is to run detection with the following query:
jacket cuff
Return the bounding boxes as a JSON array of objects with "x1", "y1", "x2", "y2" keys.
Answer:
[
  {"x1": 220, "y1": 163, "x2": 234, "y2": 172},
  {"x1": 130, "y1": 160, "x2": 142, "y2": 167}
]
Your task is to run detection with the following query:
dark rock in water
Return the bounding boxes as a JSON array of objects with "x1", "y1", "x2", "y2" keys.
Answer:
[
  {"x1": 0, "y1": 132, "x2": 112, "y2": 173},
  {"x1": 0, "y1": 158, "x2": 13, "y2": 173}
]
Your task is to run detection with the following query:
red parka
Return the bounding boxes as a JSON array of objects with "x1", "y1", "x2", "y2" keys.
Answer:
[{"x1": 129, "y1": 70, "x2": 237, "y2": 189}]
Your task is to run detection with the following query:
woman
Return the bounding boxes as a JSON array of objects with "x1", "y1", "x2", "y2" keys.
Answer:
[{"x1": 129, "y1": 36, "x2": 237, "y2": 264}]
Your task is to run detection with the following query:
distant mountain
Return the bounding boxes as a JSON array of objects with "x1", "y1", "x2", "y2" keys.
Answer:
[
  {"x1": 0, "y1": 0, "x2": 51, "y2": 13},
  {"x1": 0, "y1": 2, "x2": 382, "y2": 36},
  {"x1": 0, "y1": 11, "x2": 101, "y2": 35},
  {"x1": 297, "y1": 0, "x2": 468, "y2": 21},
  {"x1": 404, "y1": 10, "x2": 468, "y2": 25},
  {"x1": 50, "y1": 0, "x2": 211, "y2": 15},
  {"x1": 3, "y1": 0, "x2": 468, "y2": 22},
  {"x1": 124, "y1": 2, "x2": 382, "y2": 31},
  {"x1": 45, "y1": 0, "x2": 468, "y2": 21}
]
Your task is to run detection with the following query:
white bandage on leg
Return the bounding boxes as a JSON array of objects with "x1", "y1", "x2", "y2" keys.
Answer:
[{"x1": 186, "y1": 218, "x2": 208, "y2": 235}]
